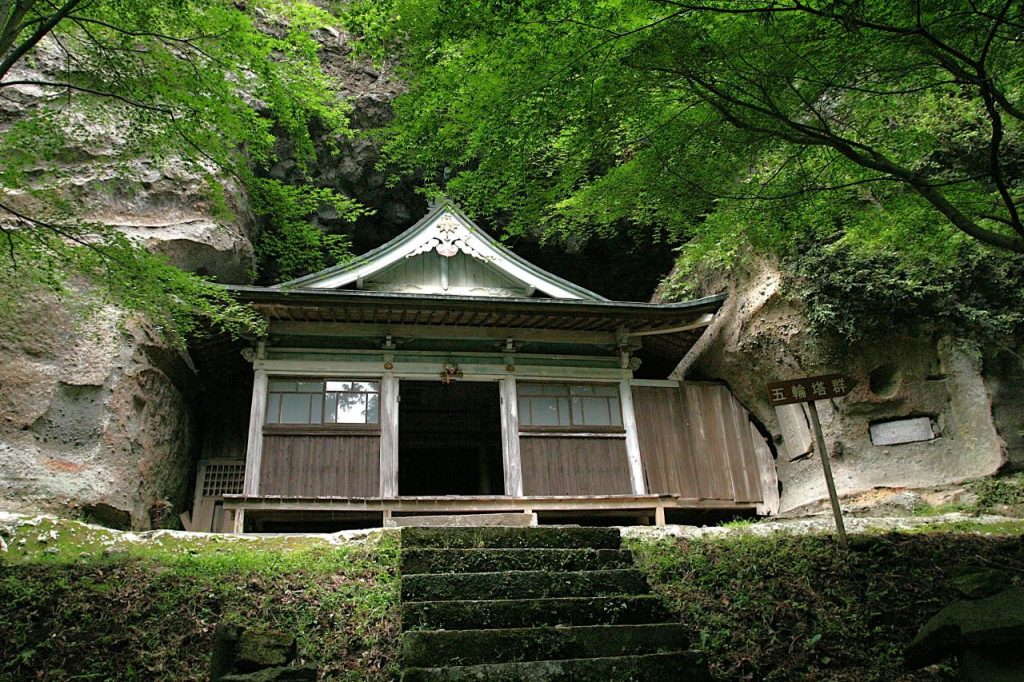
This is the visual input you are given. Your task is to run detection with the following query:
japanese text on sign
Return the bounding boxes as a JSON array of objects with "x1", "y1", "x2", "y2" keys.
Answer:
[{"x1": 767, "y1": 373, "x2": 855, "y2": 406}]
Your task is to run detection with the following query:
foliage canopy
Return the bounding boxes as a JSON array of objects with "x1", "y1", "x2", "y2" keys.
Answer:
[
  {"x1": 0, "y1": 0, "x2": 365, "y2": 342},
  {"x1": 347, "y1": 0, "x2": 1024, "y2": 341}
]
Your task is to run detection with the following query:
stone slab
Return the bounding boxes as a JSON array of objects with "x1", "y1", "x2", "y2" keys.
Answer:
[
  {"x1": 386, "y1": 513, "x2": 537, "y2": 528},
  {"x1": 870, "y1": 417, "x2": 935, "y2": 446},
  {"x1": 905, "y1": 587, "x2": 1024, "y2": 668}
]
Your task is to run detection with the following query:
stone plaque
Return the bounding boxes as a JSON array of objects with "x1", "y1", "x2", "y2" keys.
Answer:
[{"x1": 870, "y1": 417, "x2": 936, "y2": 446}]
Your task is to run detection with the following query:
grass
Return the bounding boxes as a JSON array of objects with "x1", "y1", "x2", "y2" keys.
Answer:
[
  {"x1": 0, "y1": 518, "x2": 401, "y2": 681},
  {"x1": 628, "y1": 526, "x2": 1024, "y2": 682},
  {"x1": 3, "y1": 503, "x2": 1024, "y2": 681},
  {"x1": 909, "y1": 472, "x2": 1024, "y2": 518}
]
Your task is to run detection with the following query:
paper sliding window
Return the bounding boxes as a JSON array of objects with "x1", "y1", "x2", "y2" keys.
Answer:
[
  {"x1": 517, "y1": 382, "x2": 623, "y2": 431},
  {"x1": 265, "y1": 379, "x2": 380, "y2": 426}
]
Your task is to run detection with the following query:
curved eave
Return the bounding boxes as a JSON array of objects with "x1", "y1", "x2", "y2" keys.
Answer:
[{"x1": 228, "y1": 285, "x2": 725, "y2": 344}]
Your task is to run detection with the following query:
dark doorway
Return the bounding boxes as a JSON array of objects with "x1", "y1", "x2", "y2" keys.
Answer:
[{"x1": 399, "y1": 380, "x2": 505, "y2": 496}]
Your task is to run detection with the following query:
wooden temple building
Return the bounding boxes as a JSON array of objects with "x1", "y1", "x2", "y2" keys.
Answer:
[{"x1": 188, "y1": 201, "x2": 778, "y2": 532}]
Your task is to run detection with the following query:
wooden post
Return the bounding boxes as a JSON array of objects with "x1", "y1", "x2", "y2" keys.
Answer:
[
  {"x1": 229, "y1": 509, "x2": 245, "y2": 534},
  {"x1": 499, "y1": 377, "x2": 524, "y2": 496},
  {"x1": 619, "y1": 380, "x2": 647, "y2": 495},
  {"x1": 807, "y1": 400, "x2": 848, "y2": 549},
  {"x1": 243, "y1": 369, "x2": 268, "y2": 496},
  {"x1": 380, "y1": 374, "x2": 399, "y2": 497}
]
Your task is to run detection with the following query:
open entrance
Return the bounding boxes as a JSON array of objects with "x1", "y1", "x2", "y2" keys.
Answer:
[{"x1": 398, "y1": 380, "x2": 505, "y2": 496}]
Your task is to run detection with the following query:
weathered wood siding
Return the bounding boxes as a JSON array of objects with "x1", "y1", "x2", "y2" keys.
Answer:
[
  {"x1": 259, "y1": 434, "x2": 380, "y2": 497},
  {"x1": 634, "y1": 384, "x2": 778, "y2": 511},
  {"x1": 520, "y1": 436, "x2": 633, "y2": 496}
]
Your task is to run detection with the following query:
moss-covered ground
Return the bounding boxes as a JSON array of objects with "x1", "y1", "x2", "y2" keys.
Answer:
[
  {"x1": 0, "y1": 517, "x2": 400, "y2": 681},
  {"x1": 2, "y1": 506, "x2": 1023, "y2": 681},
  {"x1": 628, "y1": 522, "x2": 1024, "y2": 681}
]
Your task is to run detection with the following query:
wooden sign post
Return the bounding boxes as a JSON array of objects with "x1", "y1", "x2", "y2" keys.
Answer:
[{"x1": 767, "y1": 373, "x2": 856, "y2": 549}]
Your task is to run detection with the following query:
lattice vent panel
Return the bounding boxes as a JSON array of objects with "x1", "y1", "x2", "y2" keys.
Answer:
[{"x1": 201, "y1": 462, "x2": 246, "y2": 497}]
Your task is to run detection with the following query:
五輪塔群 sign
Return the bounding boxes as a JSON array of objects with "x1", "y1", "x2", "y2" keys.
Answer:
[{"x1": 766, "y1": 373, "x2": 855, "y2": 407}]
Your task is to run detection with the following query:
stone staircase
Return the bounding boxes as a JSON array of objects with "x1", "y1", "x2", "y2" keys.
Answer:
[{"x1": 399, "y1": 526, "x2": 711, "y2": 681}]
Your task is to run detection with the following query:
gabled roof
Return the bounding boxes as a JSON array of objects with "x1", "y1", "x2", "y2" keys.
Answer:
[{"x1": 276, "y1": 200, "x2": 608, "y2": 301}]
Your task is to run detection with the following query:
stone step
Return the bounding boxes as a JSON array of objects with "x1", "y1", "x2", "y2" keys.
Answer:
[
  {"x1": 401, "y1": 548, "x2": 633, "y2": 575},
  {"x1": 387, "y1": 513, "x2": 537, "y2": 528},
  {"x1": 400, "y1": 526, "x2": 620, "y2": 549},
  {"x1": 402, "y1": 594, "x2": 673, "y2": 630},
  {"x1": 401, "y1": 623, "x2": 688, "y2": 668},
  {"x1": 401, "y1": 652, "x2": 712, "y2": 682},
  {"x1": 402, "y1": 569, "x2": 651, "y2": 602}
]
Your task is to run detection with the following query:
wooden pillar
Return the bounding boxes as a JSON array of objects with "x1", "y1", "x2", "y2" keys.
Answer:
[
  {"x1": 379, "y1": 374, "x2": 399, "y2": 497},
  {"x1": 243, "y1": 368, "x2": 268, "y2": 496},
  {"x1": 619, "y1": 380, "x2": 647, "y2": 495},
  {"x1": 499, "y1": 377, "x2": 524, "y2": 496}
]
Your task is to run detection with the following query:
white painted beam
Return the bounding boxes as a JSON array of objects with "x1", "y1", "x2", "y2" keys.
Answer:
[
  {"x1": 619, "y1": 380, "x2": 647, "y2": 495},
  {"x1": 243, "y1": 369, "x2": 268, "y2": 496},
  {"x1": 253, "y1": 358, "x2": 630, "y2": 382},
  {"x1": 268, "y1": 321, "x2": 619, "y2": 347},
  {"x1": 380, "y1": 374, "x2": 399, "y2": 497},
  {"x1": 500, "y1": 377, "x2": 524, "y2": 496}
]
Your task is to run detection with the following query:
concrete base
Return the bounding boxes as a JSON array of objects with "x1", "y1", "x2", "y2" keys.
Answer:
[{"x1": 385, "y1": 512, "x2": 537, "y2": 528}]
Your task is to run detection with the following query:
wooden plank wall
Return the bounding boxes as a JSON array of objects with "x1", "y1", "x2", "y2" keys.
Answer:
[
  {"x1": 634, "y1": 384, "x2": 778, "y2": 511},
  {"x1": 520, "y1": 436, "x2": 633, "y2": 496},
  {"x1": 259, "y1": 434, "x2": 380, "y2": 497}
]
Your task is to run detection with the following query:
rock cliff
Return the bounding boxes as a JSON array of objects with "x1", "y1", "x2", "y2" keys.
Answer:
[{"x1": 679, "y1": 258, "x2": 1020, "y2": 513}]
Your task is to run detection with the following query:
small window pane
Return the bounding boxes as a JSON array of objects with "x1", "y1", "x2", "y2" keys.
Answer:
[
  {"x1": 335, "y1": 393, "x2": 366, "y2": 424},
  {"x1": 323, "y1": 393, "x2": 338, "y2": 423},
  {"x1": 266, "y1": 393, "x2": 281, "y2": 424},
  {"x1": 528, "y1": 397, "x2": 561, "y2": 426},
  {"x1": 570, "y1": 385, "x2": 595, "y2": 396},
  {"x1": 351, "y1": 381, "x2": 380, "y2": 393},
  {"x1": 593, "y1": 385, "x2": 619, "y2": 397},
  {"x1": 557, "y1": 398, "x2": 571, "y2": 425},
  {"x1": 582, "y1": 397, "x2": 611, "y2": 425},
  {"x1": 296, "y1": 381, "x2": 323, "y2": 393},
  {"x1": 269, "y1": 381, "x2": 296, "y2": 392},
  {"x1": 366, "y1": 394, "x2": 380, "y2": 423},
  {"x1": 310, "y1": 394, "x2": 323, "y2": 423},
  {"x1": 540, "y1": 384, "x2": 569, "y2": 396},
  {"x1": 570, "y1": 397, "x2": 583, "y2": 424},
  {"x1": 609, "y1": 399, "x2": 622, "y2": 426},
  {"x1": 518, "y1": 397, "x2": 530, "y2": 420},
  {"x1": 280, "y1": 393, "x2": 312, "y2": 423},
  {"x1": 326, "y1": 380, "x2": 352, "y2": 392},
  {"x1": 518, "y1": 383, "x2": 543, "y2": 396}
]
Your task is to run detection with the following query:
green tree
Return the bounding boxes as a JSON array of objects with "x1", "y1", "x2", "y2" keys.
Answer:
[
  {"x1": 0, "y1": 0, "x2": 363, "y2": 342},
  {"x1": 345, "y1": 0, "x2": 1024, "y2": 339},
  {"x1": 351, "y1": 0, "x2": 1024, "y2": 250}
]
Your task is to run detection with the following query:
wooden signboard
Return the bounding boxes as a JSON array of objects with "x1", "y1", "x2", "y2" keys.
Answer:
[
  {"x1": 767, "y1": 373, "x2": 855, "y2": 406},
  {"x1": 767, "y1": 372, "x2": 857, "y2": 549}
]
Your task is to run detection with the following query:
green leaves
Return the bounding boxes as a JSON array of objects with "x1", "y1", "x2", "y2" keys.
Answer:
[
  {"x1": 253, "y1": 179, "x2": 369, "y2": 283},
  {"x1": 347, "y1": 0, "x2": 1024, "y2": 337},
  {"x1": 0, "y1": 0, "x2": 359, "y2": 341}
]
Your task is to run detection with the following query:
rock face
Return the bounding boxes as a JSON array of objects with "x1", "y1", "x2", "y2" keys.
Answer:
[
  {"x1": 0, "y1": 38, "x2": 258, "y2": 285},
  {"x1": 0, "y1": 289, "x2": 196, "y2": 529},
  {"x1": 680, "y1": 258, "x2": 1010, "y2": 512}
]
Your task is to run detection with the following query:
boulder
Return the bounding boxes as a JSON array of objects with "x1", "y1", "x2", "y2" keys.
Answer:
[
  {"x1": 679, "y1": 258, "x2": 1008, "y2": 512},
  {"x1": 905, "y1": 587, "x2": 1024, "y2": 680},
  {"x1": 211, "y1": 624, "x2": 316, "y2": 682},
  {"x1": 0, "y1": 287, "x2": 196, "y2": 529}
]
